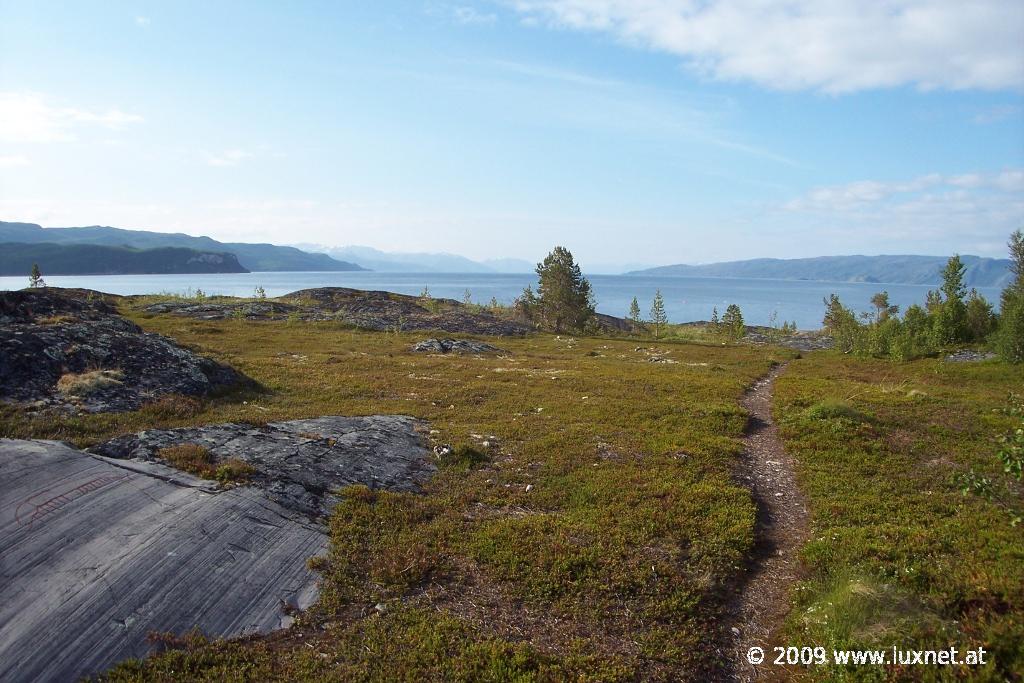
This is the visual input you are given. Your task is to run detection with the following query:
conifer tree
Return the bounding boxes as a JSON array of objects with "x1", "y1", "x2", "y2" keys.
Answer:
[
  {"x1": 534, "y1": 246, "x2": 595, "y2": 332},
  {"x1": 628, "y1": 297, "x2": 641, "y2": 329},
  {"x1": 994, "y1": 230, "x2": 1024, "y2": 362},
  {"x1": 649, "y1": 290, "x2": 667, "y2": 338},
  {"x1": 721, "y1": 304, "x2": 745, "y2": 341},
  {"x1": 28, "y1": 263, "x2": 45, "y2": 288}
]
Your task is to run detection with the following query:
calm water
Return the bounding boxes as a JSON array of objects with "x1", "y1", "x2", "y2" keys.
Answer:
[{"x1": 0, "y1": 271, "x2": 1003, "y2": 330}]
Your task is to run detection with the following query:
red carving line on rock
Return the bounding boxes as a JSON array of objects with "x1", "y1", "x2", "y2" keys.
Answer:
[{"x1": 15, "y1": 473, "x2": 130, "y2": 528}]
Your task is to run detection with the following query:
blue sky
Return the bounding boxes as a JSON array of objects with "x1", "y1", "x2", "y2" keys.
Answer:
[{"x1": 1, "y1": 0, "x2": 1022, "y2": 269}]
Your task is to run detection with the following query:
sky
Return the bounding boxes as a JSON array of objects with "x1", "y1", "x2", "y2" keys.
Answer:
[{"x1": 1, "y1": 0, "x2": 1022, "y2": 269}]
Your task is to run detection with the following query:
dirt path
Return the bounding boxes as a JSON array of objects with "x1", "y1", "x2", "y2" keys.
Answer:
[{"x1": 727, "y1": 363, "x2": 810, "y2": 681}]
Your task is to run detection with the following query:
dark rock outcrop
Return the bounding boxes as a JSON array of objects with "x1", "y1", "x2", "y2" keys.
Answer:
[
  {"x1": 0, "y1": 288, "x2": 246, "y2": 412},
  {"x1": 412, "y1": 338, "x2": 505, "y2": 354},
  {"x1": 140, "y1": 287, "x2": 533, "y2": 336},
  {"x1": 91, "y1": 415, "x2": 435, "y2": 518}
]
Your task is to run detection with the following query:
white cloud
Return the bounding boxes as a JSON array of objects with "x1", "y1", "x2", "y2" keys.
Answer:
[
  {"x1": 509, "y1": 0, "x2": 1024, "y2": 93},
  {"x1": 0, "y1": 92, "x2": 143, "y2": 143},
  {"x1": 453, "y1": 6, "x2": 497, "y2": 25},
  {"x1": 135, "y1": 16, "x2": 151, "y2": 27},
  {"x1": 783, "y1": 171, "x2": 1023, "y2": 212},
  {"x1": 204, "y1": 149, "x2": 255, "y2": 167},
  {"x1": 0, "y1": 155, "x2": 30, "y2": 168},
  {"x1": 774, "y1": 170, "x2": 1024, "y2": 253}
]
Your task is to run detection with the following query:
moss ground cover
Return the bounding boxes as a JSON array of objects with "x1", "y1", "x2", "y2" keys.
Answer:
[
  {"x1": 7, "y1": 301, "x2": 1019, "y2": 681},
  {"x1": 0, "y1": 306, "x2": 791, "y2": 680},
  {"x1": 774, "y1": 353, "x2": 1024, "y2": 681}
]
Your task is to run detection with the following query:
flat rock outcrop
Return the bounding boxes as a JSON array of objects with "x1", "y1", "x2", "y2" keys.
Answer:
[
  {"x1": 91, "y1": 415, "x2": 435, "y2": 518},
  {"x1": 0, "y1": 415, "x2": 435, "y2": 681},
  {"x1": 744, "y1": 329, "x2": 834, "y2": 352},
  {"x1": 0, "y1": 439, "x2": 325, "y2": 683},
  {"x1": 0, "y1": 288, "x2": 246, "y2": 413},
  {"x1": 140, "y1": 287, "x2": 532, "y2": 336},
  {"x1": 412, "y1": 338, "x2": 505, "y2": 354},
  {"x1": 945, "y1": 349, "x2": 997, "y2": 362}
]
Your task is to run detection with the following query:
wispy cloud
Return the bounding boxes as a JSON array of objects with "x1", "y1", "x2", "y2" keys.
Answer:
[
  {"x1": 782, "y1": 170, "x2": 1023, "y2": 211},
  {"x1": 204, "y1": 149, "x2": 255, "y2": 167},
  {"x1": 972, "y1": 104, "x2": 1023, "y2": 124},
  {"x1": 0, "y1": 155, "x2": 30, "y2": 168},
  {"x1": 486, "y1": 59, "x2": 623, "y2": 88},
  {"x1": 452, "y1": 5, "x2": 497, "y2": 25},
  {"x1": 509, "y1": 0, "x2": 1024, "y2": 93},
  {"x1": 773, "y1": 169, "x2": 1024, "y2": 254},
  {"x1": 134, "y1": 16, "x2": 151, "y2": 27},
  {"x1": 423, "y1": 57, "x2": 798, "y2": 166},
  {"x1": 0, "y1": 92, "x2": 143, "y2": 143}
]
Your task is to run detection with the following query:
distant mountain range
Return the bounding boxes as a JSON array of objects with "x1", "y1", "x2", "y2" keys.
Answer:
[
  {"x1": 0, "y1": 242, "x2": 248, "y2": 276},
  {"x1": 295, "y1": 244, "x2": 536, "y2": 274},
  {"x1": 0, "y1": 222, "x2": 364, "y2": 273},
  {"x1": 1, "y1": 221, "x2": 1013, "y2": 286},
  {"x1": 628, "y1": 255, "x2": 1013, "y2": 288}
]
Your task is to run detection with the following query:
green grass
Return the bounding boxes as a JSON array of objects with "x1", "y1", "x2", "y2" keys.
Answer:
[
  {"x1": 0, "y1": 309, "x2": 783, "y2": 680},
  {"x1": 774, "y1": 353, "x2": 1024, "y2": 681},
  {"x1": 8, "y1": 303, "x2": 1020, "y2": 681}
]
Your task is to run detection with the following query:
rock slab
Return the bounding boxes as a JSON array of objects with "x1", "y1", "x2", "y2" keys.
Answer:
[
  {"x1": 90, "y1": 415, "x2": 435, "y2": 518},
  {"x1": 142, "y1": 286, "x2": 533, "y2": 336},
  {"x1": 0, "y1": 439, "x2": 326, "y2": 682},
  {"x1": 411, "y1": 338, "x2": 505, "y2": 354}
]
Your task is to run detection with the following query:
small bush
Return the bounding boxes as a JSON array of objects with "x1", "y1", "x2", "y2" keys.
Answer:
[
  {"x1": 56, "y1": 369, "x2": 124, "y2": 396},
  {"x1": 157, "y1": 444, "x2": 254, "y2": 483},
  {"x1": 804, "y1": 400, "x2": 867, "y2": 423},
  {"x1": 437, "y1": 444, "x2": 489, "y2": 471},
  {"x1": 215, "y1": 458, "x2": 256, "y2": 483}
]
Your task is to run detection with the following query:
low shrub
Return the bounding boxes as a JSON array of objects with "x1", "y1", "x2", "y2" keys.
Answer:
[
  {"x1": 803, "y1": 400, "x2": 867, "y2": 423},
  {"x1": 157, "y1": 443, "x2": 253, "y2": 483}
]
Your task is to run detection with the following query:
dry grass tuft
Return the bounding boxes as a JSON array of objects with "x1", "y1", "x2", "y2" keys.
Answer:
[{"x1": 56, "y1": 369, "x2": 124, "y2": 396}]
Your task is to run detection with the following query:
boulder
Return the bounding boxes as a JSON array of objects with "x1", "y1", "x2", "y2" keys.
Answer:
[
  {"x1": 0, "y1": 288, "x2": 247, "y2": 413},
  {"x1": 411, "y1": 338, "x2": 505, "y2": 354}
]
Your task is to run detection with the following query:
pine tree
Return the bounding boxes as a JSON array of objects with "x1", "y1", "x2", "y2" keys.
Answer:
[
  {"x1": 28, "y1": 263, "x2": 45, "y2": 288},
  {"x1": 628, "y1": 297, "x2": 641, "y2": 329},
  {"x1": 535, "y1": 246, "x2": 595, "y2": 332},
  {"x1": 649, "y1": 290, "x2": 667, "y2": 338},
  {"x1": 870, "y1": 291, "x2": 898, "y2": 323},
  {"x1": 994, "y1": 230, "x2": 1024, "y2": 363},
  {"x1": 721, "y1": 304, "x2": 745, "y2": 341}
]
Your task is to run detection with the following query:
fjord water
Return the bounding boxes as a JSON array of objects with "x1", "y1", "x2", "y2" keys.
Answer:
[{"x1": 0, "y1": 272, "x2": 1002, "y2": 330}]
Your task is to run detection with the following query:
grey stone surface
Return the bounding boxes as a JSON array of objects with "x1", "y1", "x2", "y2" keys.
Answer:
[
  {"x1": 0, "y1": 438, "x2": 326, "y2": 683},
  {"x1": 945, "y1": 349, "x2": 997, "y2": 362},
  {"x1": 142, "y1": 287, "x2": 533, "y2": 336},
  {"x1": 411, "y1": 338, "x2": 505, "y2": 354},
  {"x1": 0, "y1": 288, "x2": 247, "y2": 413},
  {"x1": 90, "y1": 415, "x2": 435, "y2": 518}
]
